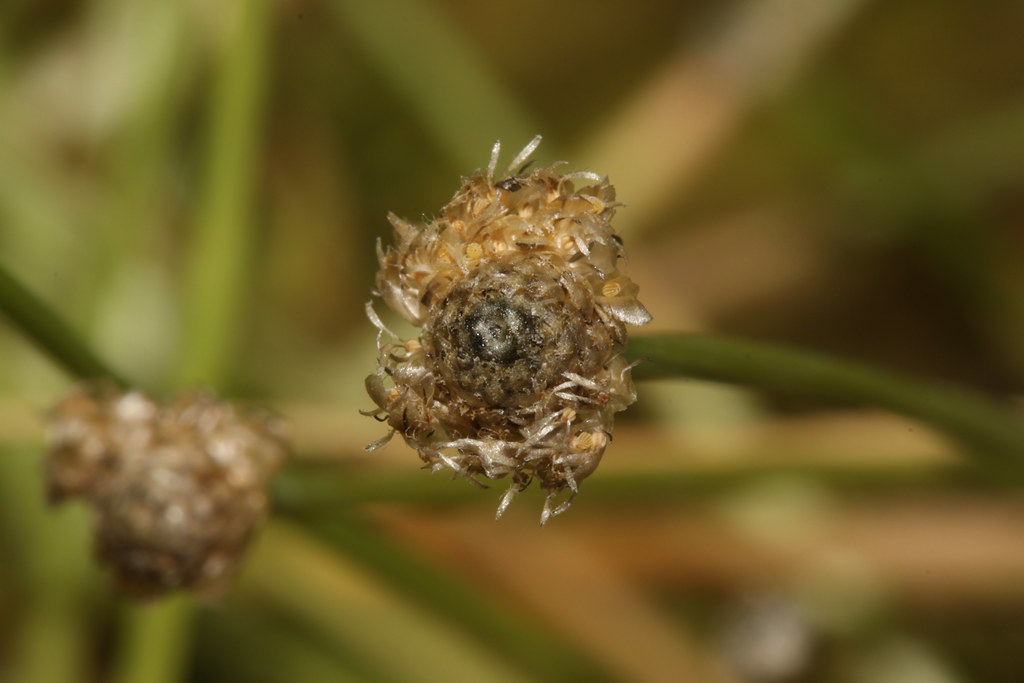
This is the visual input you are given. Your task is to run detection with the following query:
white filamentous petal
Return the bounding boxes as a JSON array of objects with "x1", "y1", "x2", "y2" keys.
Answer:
[
  {"x1": 508, "y1": 135, "x2": 542, "y2": 173},
  {"x1": 487, "y1": 140, "x2": 501, "y2": 181},
  {"x1": 564, "y1": 170, "x2": 603, "y2": 184},
  {"x1": 365, "y1": 429, "x2": 395, "y2": 451},
  {"x1": 364, "y1": 301, "x2": 396, "y2": 337},
  {"x1": 562, "y1": 372, "x2": 604, "y2": 392}
]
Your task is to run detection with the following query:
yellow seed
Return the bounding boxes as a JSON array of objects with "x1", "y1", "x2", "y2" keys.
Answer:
[
  {"x1": 601, "y1": 280, "x2": 623, "y2": 298},
  {"x1": 437, "y1": 245, "x2": 456, "y2": 264},
  {"x1": 471, "y1": 192, "x2": 497, "y2": 216},
  {"x1": 570, "y1": 431, "x2": 594, "y2": 452},
  {"x1": 563, "y1": 197, "x2": 591, "y2": 215},
  {"x1": 404, "y1": 339, "x2": 422, "y2": 354},
  {"x1": 570, "y1": 430, "x2": 607, "y2": 453},
  {"x1": 465, "y1": 243, "x2": 484, "y2": 259},
  {"x1": 554, "y1": 232, "x2": 575, "y2": 252}
]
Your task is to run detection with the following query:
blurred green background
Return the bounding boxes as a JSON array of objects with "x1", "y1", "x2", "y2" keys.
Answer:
[{"x1": 2, "y1": 0, "x2": 1024, "y2": 681}]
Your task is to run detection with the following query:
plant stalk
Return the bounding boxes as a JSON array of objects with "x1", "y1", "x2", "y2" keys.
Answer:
[
  {"x1": 0, "y1": 262, "x2": 127, "y2": 386},
  {"x1": 628, "y1": 334, "x2": 1024, "y2": 462}
]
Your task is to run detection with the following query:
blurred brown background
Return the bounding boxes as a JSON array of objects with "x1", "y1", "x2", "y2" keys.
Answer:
[{"x1": 1, "y1": 1, "x2": 1023, "y2": 681}]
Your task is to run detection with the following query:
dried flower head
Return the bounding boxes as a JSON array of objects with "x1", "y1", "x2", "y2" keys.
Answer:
[
  {"x1": 365, "y1": 136, "x2": 651, "y2": 522},
  {"x1": 45, "y1": 383, "x2": 290, "y2": 598}
]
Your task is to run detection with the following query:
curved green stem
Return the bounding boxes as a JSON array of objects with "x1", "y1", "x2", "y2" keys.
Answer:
[
  {"x1": 627, "y1": 334, "x2": 1024, "y2": 462},
  {"x1": 0, "y1": 262, "x2": 128, "y2": 386}
]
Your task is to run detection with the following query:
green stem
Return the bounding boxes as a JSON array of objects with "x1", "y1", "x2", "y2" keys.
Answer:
[
  {"x1": 274, "y1": 462, "x2": 1003, "y2": 512},
  {"x1": 111, "y1": 596, "x2": 194, "y2": 683},
  {"x1": 0, "y1": 261, "x2": 127, "y2": 386},
  {"x1": 329, "y1": 0, "x2": 537, "y2": 169},
  {"x1": 0, "y1": 448, "x2": 98, "y2": 683},
  {"x1": 178, "y1": 0, "x2": 271, "y2": 389},
  {"x1": 628, "y1": 334, "x2": 1024, "y2": 462}
]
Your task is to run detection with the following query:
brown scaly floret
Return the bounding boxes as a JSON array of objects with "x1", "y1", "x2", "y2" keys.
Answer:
[
  {"x1": 365, "y1": 136, "x2": 651, "y2": 523},
  {"x1": 46, "y1": 383, "x2": 290, "y2": 597}
]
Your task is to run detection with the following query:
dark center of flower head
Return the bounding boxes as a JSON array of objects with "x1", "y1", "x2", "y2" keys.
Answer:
[
  {"x1": 424, "y1": 260, "x2": 595, "y2": 409},
  {"x1": 464, "y1": 296, "x2": 539, "y2": 365}
]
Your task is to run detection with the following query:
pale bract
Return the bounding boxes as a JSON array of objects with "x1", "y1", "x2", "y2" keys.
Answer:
[{"x1": 365, "y1": 136, "x2": 651, "y2": 523}]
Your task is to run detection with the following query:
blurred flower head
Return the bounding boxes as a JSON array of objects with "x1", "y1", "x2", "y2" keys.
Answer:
[{"x1": 46, "y1": 383, "x2": 290, "y2": 598}]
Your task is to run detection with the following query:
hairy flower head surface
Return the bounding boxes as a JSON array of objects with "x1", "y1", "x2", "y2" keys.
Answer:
[{"x1": 366, "y1": 136, "x2": 650, "y2": 523}]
